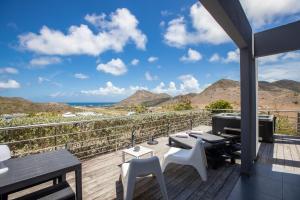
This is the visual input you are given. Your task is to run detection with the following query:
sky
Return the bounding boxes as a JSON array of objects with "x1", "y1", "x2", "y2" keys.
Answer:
[{"x1": 0, "y1": 0, "x2": 300, "y2": 102}]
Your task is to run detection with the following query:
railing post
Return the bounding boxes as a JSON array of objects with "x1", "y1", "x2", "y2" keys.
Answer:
[
  {"x1": 115, "y1": 128, "x2": 118, "y2": 152},
  {"x1": 297, "y1": 112, "x2": 300, "y2": 135},
  {"x1": 54, "y1": 126, "x2": 57, "y2": 150}
]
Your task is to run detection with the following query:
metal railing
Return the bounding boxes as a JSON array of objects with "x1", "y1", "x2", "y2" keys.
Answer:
[
  {"x1": 0, "y1": 110, "x2": 212, "y2": 159},
  {"x1": 0, "y1": 109, "x2": 299, "y2": 159}
]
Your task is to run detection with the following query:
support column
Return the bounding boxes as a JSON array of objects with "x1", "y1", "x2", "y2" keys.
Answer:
[{"x1": 240, "y1": 45, "x2": 258, "y2": 175}]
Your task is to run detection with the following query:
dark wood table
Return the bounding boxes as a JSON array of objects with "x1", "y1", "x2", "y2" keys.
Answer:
[{"x1": 0, "y1": 150, "x2": 82, "y2": 200}]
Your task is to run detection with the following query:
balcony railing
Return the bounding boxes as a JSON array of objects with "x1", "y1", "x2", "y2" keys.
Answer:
[{"x1": 0, "y1": 109, "x2": 299, "y2": 159}]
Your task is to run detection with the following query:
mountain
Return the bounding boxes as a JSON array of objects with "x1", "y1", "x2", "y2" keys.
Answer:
[
  {"x1": 159, "y1": 93, "x2": 198, "y2": 106},
  {"x1": 272, "y1": 80, "x2": 300, "y2": 93},
  {"x1": 190, "y1": 79, "x2": 300, "y2": 110},
  {"x1": 117, "y1": 90, "x2": 171, "y2": 107},
  {"x1": 0, "y1": 96, "x2": 77, "y2": 115},
  {"x1": 118, "y1": 79, "x2": 300, "y2": 110},
  {"x1": 190, "y1": 79, "x2": 241, "y2": 108}
]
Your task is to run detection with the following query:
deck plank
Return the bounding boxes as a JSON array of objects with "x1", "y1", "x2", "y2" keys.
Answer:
[{"x1": 9, "y1": 134, "x2": 300, "y2": 200}]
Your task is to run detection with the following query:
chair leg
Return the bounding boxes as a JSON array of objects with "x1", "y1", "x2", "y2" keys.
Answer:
[
  {"x1": 124, "y1": 175, "x2": 136, "y2": 200},
  {"x1": 193, "y1": 162, "x2": 207, "y2": 181},
  {"x1": 154, "y1": 171, "x2": 169, "y2": 200},
  {"x1": 161, "y1": 158, "x2": 171, "y2": 173}
]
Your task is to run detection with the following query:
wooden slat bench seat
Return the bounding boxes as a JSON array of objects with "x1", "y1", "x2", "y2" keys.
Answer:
[{"x1": 14, "y1": 182, "x2": 75, "y2": 200}]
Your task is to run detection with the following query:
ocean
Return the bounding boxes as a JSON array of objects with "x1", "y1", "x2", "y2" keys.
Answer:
[{"x1": 66, "y1": 102, "x2": 116, "y2": 107}]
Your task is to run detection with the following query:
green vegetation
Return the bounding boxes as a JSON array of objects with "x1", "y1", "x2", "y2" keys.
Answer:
[
  {"x1": 276, "y1": 116, "x2": 297, "y2": 135},
  {"x1": 132, "y1": 105, "x2": 148, "y2": 113},
  {"x1": 205, "y1": 100, "x2": 233, "y2": 113},
  {"x1": 0, "y1": 110, "x2": 211, "y2": 158},
  {"x1": 164, "y1": 97, "x2": 193, "y2": 111}
]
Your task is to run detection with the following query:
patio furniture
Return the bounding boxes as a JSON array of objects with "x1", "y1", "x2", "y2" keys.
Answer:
[
  {"x1": 169, "y1": 131, "x2": 240, "y2": 168},
  {"x1": 0, "y1": 145, "x2": 11, "y2": 175},
  {"x1": 162, "y1": 138, "x2": 207, "y2": 181},
  {"x1": 14, "y1": 182, "x2": 75, "y2": 200},
  {"x1": 122, "y1": 146, "x2": 154, "y2": 163},
  {"x1": 212, "y1": 113, "x2": 275, "y2": 143},
  {"x1": 0, "y1": 150, "x2": 82, "y2": 200},
  {"x1": 121, "y1": 156, "x2": 168, "y2": 200}
]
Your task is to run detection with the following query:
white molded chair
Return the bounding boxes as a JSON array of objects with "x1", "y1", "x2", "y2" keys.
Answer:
[
  {"x1": 121, "y1": 156, "x2": 168, "y2": 200},
  {"x1": 0, "y1": 145, "x2": 11, "y2": 174},
  {"x1": 162, "y1": 138, "x2": 207, "y2": 181}
]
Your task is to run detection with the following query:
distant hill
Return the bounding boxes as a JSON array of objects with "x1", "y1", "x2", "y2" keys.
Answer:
[
  {"x1": 118, "y1": 79, "x2": 300, "y2": 110},
  {"x1": 159, "y1": 93, "x2": 198, "y2": 106},
  {"x1": 117, "y1": 90, "x2": 171, "y2": 107},
  {"x1": 272, "y1": 79, "x2": 300, "y2": 93},
  {"x1": 0, "y1": 96, "x2": 77, "y2": 115},
  {"x1": 190, "y1": 79, "x2": 300, "y2": 110}
]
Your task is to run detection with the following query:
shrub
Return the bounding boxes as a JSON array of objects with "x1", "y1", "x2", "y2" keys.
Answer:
[
  {"x1": 205, "y1": 100, "x2": 233, "y2": 113},
  {"x1": 133, "y1": 105, "x2": 148, "y2": 113},
  {"x1": 168, "y1": 97, "x2": 193, "y2": 111}
]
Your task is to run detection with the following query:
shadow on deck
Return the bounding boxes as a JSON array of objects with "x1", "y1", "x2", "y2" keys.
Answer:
[
  {"x1": 228, "y1": 134, "x2": 300, "y2": 200},
  {"x1": 10, "y1": 134, "x2": 300, "y2": 200}
]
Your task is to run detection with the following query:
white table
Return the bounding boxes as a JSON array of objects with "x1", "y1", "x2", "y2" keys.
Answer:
[{"x1": 122, "y1": 146, "x2": 154, "y2": 163}]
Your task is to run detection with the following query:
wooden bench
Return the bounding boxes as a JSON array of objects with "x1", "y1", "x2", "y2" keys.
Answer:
[{"x1": 14, "y1": 182, "x2": 75, "y2": 200}]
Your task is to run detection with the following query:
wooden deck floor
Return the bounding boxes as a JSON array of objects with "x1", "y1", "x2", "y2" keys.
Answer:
[
  {"x1": 10, "y1": 134, "x2": 300, "y2": 200},
  {"x1": 67, "y1": 137, "x2": 240, "y2": 200},
  {"x1": 228, "y1": 135, "x2": 300, "y2": 200}
]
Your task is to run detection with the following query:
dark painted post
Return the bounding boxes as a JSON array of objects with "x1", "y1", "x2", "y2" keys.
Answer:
[
  {"x1": 240, "y1": 43, "x2": 258, "y2": 174},
  {"x1": 297, "y1": 112, "x2": 300, "y2": 135}
]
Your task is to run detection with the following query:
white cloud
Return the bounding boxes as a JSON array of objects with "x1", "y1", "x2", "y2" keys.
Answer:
[
  {"x1": 50, "y1": 92, "x2": 66, "y2": 98},
  {"x1": 0, "y1": 80, "x2": 20, "y2": 89},
  {"x1": 180, "y1": 48, "x2": 202, "y2": 62},
  {"x1": 223, "y1": 49, "x2": 240, "y2": 63},
  {"x1": 159, "y1": 21, "x2": 166, "y2": 28},
  {"x1": 38, "y1": 76, "x2": 50, "y2": 83},
  {"x1": 152, "y1": 81, "x2": 177, "y2": 94},
  {"x1": 240, "y1": 0, "x2": 300, "y2": 29},
  {"x1": 151, "y1": 75, "x2": 206, "y2": 95},
  {"x1": 19, "y1": 8, "x2": 147, "y2": 56},
  {"x1": 209, "y1": 49, "x2": 240, "y2": 63},
  {"x1": 178, "y1": 74, "x2": 201, "y2": 93},
  {"x1": 129, "y1": 85, "x2": 148, "y2": 92},
  {"x1": 161, "y1": 10, "x2": 173, "y2": 17},
  {"x1": 30, "y1": 57, "x2": 62, "y2": 67},
  {"x1": 259, "y1": 61, "x2": 300, "y2": 82},
  {"x1": 0, "y1": 67, "x2": 18, "y2": 74},
  {"x1": 145, "y1": 71, "x2": 158, "y2": 81},
  {"x1": 259, "y1": 51, "x2": 300, "y2": 64},
  {"x1": 209, "y1": 53, "x2": 221, "y2": 62},
  {"x1": 164, "y1": 2, "x2": 230, "y2": 47},
  {"x1": 96, "y1": 58, "x2": 127, "y2": 76},
  {"x1": 148, "y1": 56, "x2": 158, "y2": 63},
  {"x1": 81, "y1": 81, "x2": 125, "y2": 96},
  {"x1": 131, "y1": 59, "x2": 139, "y2": 66},
  {"x1": 74, "y1": 73, "x2": 89, "y2": 80}
]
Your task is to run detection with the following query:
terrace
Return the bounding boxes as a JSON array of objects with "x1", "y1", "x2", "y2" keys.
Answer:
[
  {"x1": 1, "y1": 0, "x2": 300, "y2": 199},
  {"x1": 0, "y1": 109, "x2": 300, "y2": 199}
]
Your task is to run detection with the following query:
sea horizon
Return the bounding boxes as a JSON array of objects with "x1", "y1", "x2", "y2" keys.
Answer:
[{"x1": 66, "y1": 102, "x2": 117, "y2": 107}]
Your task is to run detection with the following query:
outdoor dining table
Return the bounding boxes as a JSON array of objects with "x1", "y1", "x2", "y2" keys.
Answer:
[
  {"x1": 169, "y1": 131, "x2": 229, "y2": 149},
  {"x1": 0, "y1": 149, "x2": 82, "y2": 200}
]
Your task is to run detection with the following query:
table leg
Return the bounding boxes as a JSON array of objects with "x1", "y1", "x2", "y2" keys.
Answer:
[
  {"x1": 75, "y1": 165, "x2": 82, "y2": 200},
  {"x1": 58, "y1": 174, "x2": 66, "y2": 183},
  {"x1": 0, "y1": 194, "x2": 8, "y2": 200},
  {"x1": 122, "y1": 152, "x2": 125, "y2": 163}
]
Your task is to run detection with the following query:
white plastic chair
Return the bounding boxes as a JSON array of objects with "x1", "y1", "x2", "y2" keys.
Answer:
[
  {"x1": 162, "y1": 138, "x2": 207, "y2": 181},
  {"x1": 121, "y1": 156, "x2": 168, "y2": 200},
  {"x1": 0, "y1": 145, "x2": 11, "y2": 174}
]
